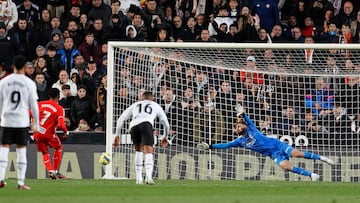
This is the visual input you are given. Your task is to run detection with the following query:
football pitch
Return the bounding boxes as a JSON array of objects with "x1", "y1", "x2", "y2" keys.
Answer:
[{"x1": 1, "y1": 179, "x2": 359, "y2": 203}]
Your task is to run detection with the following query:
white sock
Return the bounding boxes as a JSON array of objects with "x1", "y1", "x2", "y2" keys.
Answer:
[
  {"x1": 135, "y1": 151, "x2": 143, "y2": 180},
  {"x1": 0, "y1": 147, "x2": 9, "y2": 181},
  {"x1": 144, "y1": 153, "x2": 154, "y2": 180},
  {"x1": 16, "y1": 148, "x2": 27, "y2": 186}
]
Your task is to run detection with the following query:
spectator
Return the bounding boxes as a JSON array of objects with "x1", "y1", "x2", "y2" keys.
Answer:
[
  {"x1": 32, "y1": 9, "x2": 52, "y2": 47},
  {"x1": 178, "y1": 16, "x2": 199, "y2": 42},
  {"x1": 208, "y1": 6, "x2": 235, "y2": 37},
  {"x1": 72, "y1": 54, "x2": 85, "y2": 69},
  {"x1": 74, "y1": 118, "x2": 92, "y2": 131},
  {"x1": 255, "y1": 27, "x2": 271, "y2": 43},
  {"x1": 338, "y1": 23, "x2": 353, "y2": 59},
  {"x1": 0, "y1": 22, "x2": 18, "y2": 73},
  {"x1": 240, "y1": 55, "x2": 263, "y2": 85},
  {"x1": 160, "y1": 88, "x2": 181, "y2": 142},
  {"x1": 235, "y1": 6, "x2": 259, "y2": 42},
  {"x1": 52, "y1": 69, "x2": 77, "y2": 99},
  {"x1": 70, "y1": 85, "x2": 96, "y2": 128},
  {"x1": 17, "y1": 0, "x2": 40, "y2": 27},
  {"x1": 78, "y1": 13, "x2": 90, "y2": 36},
  {"x1": 302, "y1": 36, "x2": 322, "y2": 65},
  {"x1": 171, "y1": 15, "x2": 184, "y2": 41},
  {"x1": 34, "y1": 72, "x2": 49, "y2": 101},
  {"x1": 320, "y1": 20, "x2": 339, "y2": 43},
  {"x1": 334, "y1": 0, "x2": 356, "y2": 28},
  {"x1": 11, "y1": 17, "x2": 34, "y2": 60},
  {"x1": 194, "y1": 99, "x2": 225, "y2": 143},
  {"x1": 24, "y1": 61, "x2": 35, "y2": 79},
  {"x1": 290, "y1": 26, "x2": 305, "y2": 43},
  {"x1": 140, "y1": 0, "x2": 165, "y2": 27},
  {"x1": 66, "y1": 19, "x2": 84, "y2": 48},
  {"x1": 271, "y1": 23, "x2": 288, "y2": 42},
  {"x1": 305, "y1": 77, "x2": 334, "y2": 116},
  {"x1": 155, "y1": 27, "x2": 172, "y2": 42},
  {"x1": 57, "y1": 36, "x2": 81, "y2": 73},
  {"x1": 128, "y1": 13, "x2": 148, "y2": 41},
  {"x1": 323, "y1": 9, "x2": 334, "y2": 33},
  {"x1": 95, "y1": 74, "x2": 107, "y2": 129},
  {"x1": 277, "y1": 106, "x2": 303, "y2": 135},
  {"x1": 45, "y1": 28, "x2": 64, "y2": 51},
  {"x1": 339, "y1": 76, "x2": 360, "y2": 116},
  {"x1": 77, "y1": 31, "x2": 102, "y2": 66},
  {"x1": 58, "y1": 84, "x2": 75, "y2": 117},
  {"x1": 227, "y1": 0, "x2": 241, "y2": 18},
  {"x1": 110, "y1": 0, "x2": 128, "y2": 26},
  {"x1": 250, "y1": 0, "x2": 279, "y2": 33},
  {"x1": 351, "y1": 10, "x2": 360, "y2": 38},
  {"x1": 61, "y1": 3, "x2": 81, "y2": 28},
  {"x1": 87, "y1": 0, "x2": 112, "y2": 28},
  {"x1": 82, "y1": 56, "x2": 102, "y2": 98},
  {"x1": 34, "y1": 56, "x2": 50, "y2": 80},
  {"x1": 197, "y1": 27, "x2": 216, "y2": 42},
  {"x1": 44, "y1": 45, "x2": 64, "y2": 86},
  {"x1": 108, "y1": 13, "x2": 126, "y2": 40},
  {"x1": 0, "y1": 0, "x2": 17, "y2": 30},
  {"x1": 50, "y1": 16, "x2": 61, "y2": 30},
  {"x1": 318, "y1": 102, "x2": 352, "y2": 134},
  {"x1": 88, "y1": 18, "x2": 110, "y2": 44}
]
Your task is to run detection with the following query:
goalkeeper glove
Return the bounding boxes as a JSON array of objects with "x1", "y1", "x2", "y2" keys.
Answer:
[
  {"x1": 235, "y1": 104, "x2": 245, "y2": 117},
  {"x1": 197, "y1": 142, "x2": 212, "y2": 150}
]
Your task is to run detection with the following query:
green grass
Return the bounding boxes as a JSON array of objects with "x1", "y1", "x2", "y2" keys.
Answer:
[{"x1": 1, "y1": 179, "x2": 359, "y2": 203}]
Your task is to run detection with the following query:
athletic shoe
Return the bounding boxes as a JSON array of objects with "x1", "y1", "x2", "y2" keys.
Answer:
[
  {"x1": 145, "y1": 177, "x2": 155, "y2": 185},
  {"x1": 136, "y1": 179, "x2": 143, "y2": 185},
  {"x1": 18, "y1": 184, "x2": 31, "y2": 190},
  {"x1": 56, "y1": 173, "x2": 66, "y2": 179},
  {"x1": 320, "y1": 156, "x2": 335, "y2": 165},
  {"x1": 0, "y1": 180, "x2": 6, "y2": 188},
  {"x1": 311, "y1": 173, "x2": 320, "y2": 181},
  {"x1": 49, "y1": 172, "x2": 58, "y2": 180}
]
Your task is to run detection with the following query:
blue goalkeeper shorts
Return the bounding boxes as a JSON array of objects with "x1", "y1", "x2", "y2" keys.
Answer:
[{"x1": 271, "y1": 142, "x2": 294, "y2": 165}]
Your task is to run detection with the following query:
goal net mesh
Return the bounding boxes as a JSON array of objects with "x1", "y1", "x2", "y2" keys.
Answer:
[{"x1": 106, "y1": 42, "x2": 360, "y2": 182}]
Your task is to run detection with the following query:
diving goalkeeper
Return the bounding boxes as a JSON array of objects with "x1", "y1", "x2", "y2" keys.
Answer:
[{"x1": 198, "y1": 104, "x2": 334, "y2": 181}]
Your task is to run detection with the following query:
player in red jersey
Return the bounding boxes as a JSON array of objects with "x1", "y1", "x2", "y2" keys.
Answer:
[{"x1": 33, "y1": 88, "x2": 68, "y2": 180}]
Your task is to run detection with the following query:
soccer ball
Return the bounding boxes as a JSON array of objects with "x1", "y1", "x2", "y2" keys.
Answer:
[{"x1": 99, "y1": 152, "x2": 111, "y2": 165}]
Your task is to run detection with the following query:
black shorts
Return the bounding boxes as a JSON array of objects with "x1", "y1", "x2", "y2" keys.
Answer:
[
  {"x1": 0, "y1": 127, "x2": 30, "y2": 145},
  {"x1": 130, "y1": 122, "x2": 154, "y2": 146}
]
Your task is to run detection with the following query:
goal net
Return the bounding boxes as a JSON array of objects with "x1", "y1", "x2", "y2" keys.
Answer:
[{"x1": 105, "y1": 42, "x2": 360, "y2": 182}]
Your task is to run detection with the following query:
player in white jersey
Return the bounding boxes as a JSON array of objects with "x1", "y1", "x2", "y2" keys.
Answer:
[
  {"x1": 114, "y1": 91, "x2": 170, "y2": 185},
  {"x1": 0, "y1": 55, "x2": 40, "y2": 190}
]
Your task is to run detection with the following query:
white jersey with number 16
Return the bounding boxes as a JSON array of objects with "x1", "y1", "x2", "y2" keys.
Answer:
[{"x1": 115, "y1": 100, "x2": 170, "y2": 137}]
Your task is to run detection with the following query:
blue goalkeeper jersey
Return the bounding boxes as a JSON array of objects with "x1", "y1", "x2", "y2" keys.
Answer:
[{"x1": 212, "y1": 114, "x2": 284, "y2": 157}]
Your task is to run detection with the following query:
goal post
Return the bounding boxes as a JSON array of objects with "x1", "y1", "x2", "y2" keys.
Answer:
[{"x1": 105, "y1": 42, "x2": 360, "y2": 182}]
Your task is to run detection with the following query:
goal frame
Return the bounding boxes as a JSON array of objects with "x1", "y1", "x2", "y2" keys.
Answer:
[{"x1": 105, "y1": 42, "x2": 360, "y2": 180}]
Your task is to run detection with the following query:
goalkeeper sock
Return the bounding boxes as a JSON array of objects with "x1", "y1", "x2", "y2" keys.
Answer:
[
  {"x1": 53, "y1": 148, "x2": 63, "y2": 171},
  {"x1": 144, "y1": 153, "x2": 154, "y2": 180},
  {"x1": 42, "y1": 153, "x2": 52, "y2": 172},
  {"x1": 135, "y1": 151, "x2": 143, "y2": 180},
  {"x1": 303, "y1": 151, "x2": 320, "y2": 160},
  {"x1": 16, "y1": 148, "x2": 27, "y2": 186},
  {"x1": 292, "y1": 166, "x2": 312, "y2": 177},
  {"x1": 0, "y1": 147, "x2": 9, "y2": 181}
]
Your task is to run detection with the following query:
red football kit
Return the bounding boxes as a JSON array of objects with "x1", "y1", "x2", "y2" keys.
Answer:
[{"x1": 33, "y1": 100, "x2": 68, "y2": 177}]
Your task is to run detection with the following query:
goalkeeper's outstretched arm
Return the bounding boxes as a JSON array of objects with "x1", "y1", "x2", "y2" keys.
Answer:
[{"x1": 198, "y1": 140, "x2": 239, "y2": 150}]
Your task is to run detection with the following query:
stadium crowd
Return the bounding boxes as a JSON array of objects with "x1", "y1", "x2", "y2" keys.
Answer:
[{"x1": 0, "y1": 0, "x2": 360, "y2": 145}]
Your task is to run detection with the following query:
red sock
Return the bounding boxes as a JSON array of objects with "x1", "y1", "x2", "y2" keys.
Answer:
[
  {"x1": 53, "y1": 149, "x2": 63, "y2": 171},
  {"x1": 43, "y1": 153, "x2": 52, "y2": 172}
]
